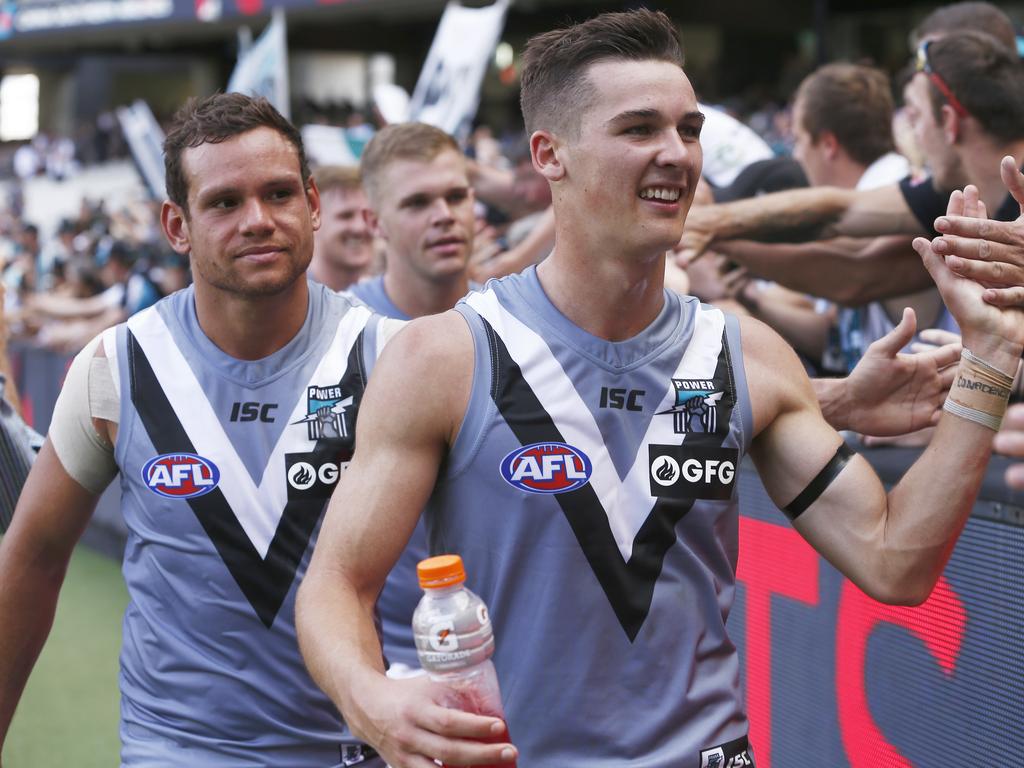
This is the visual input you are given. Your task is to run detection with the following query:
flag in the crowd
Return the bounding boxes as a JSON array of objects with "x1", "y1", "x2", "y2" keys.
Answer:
[
  {"x1": 115, "y1": 100, "x2": 166, "y2": 200},
  {"x1": 300, "y1": 124, "x2": 359, "y2": 167},
  {"x1": 228, "y1": 7, "x2": 290, "y2": 119},
  {"x1": 409, "y1": 0, "x2": 509, "y2": 141}
]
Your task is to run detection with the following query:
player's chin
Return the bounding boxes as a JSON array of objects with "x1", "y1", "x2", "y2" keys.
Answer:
[
  {"x1": 233, "y1": 265, "x2": 307, "y2": 297},
  {"x1": 432, "y1": 251, "x2": 472, "y2": 274}
]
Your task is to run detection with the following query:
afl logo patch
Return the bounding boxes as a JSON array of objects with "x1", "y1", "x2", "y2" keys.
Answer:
[
  {"x1": 499, "y1": 442, "x2": 592, "y2": 494},
  {"x1": 142, "y1": 453, "x2": 221, "y2": 499}
]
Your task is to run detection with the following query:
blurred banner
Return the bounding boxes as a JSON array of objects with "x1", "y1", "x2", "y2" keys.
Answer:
[
  {"x1": 116, "y1": 100, "x2": 166, "y2": 200},
  {"x1": 301, "y1": 124, "x2": 358, "y2": 167},
  {"x1": 409, "y1": 0, "x2": 509, "y2": 141},
  {"x1": 228, "y1": 6, "x2": 290, "y2": 119},
  {"x1": 0, "y1": 1, "x2": 354, "y2": 38},
  {"x1": 0, "y1": 0, "x2": 176, "y2": 38}
]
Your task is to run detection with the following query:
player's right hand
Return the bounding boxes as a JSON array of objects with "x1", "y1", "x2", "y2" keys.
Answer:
[{"x1": 347, "y1": 673, "x2": 517, "y2": 768}]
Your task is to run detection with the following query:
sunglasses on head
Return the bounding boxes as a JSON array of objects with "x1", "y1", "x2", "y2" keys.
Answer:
[{"x1": 915, "y1": 39, "x2": 971, "y2": 119}]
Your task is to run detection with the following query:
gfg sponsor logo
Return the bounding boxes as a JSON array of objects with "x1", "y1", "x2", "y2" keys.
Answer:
[
  {"x1": 142, "y1": 453, "x2": 220, "y2": 499},
  {"x1": 499, "y1": 442, "x2": 592, "y2": 494},
  {"x1": 286, "y1": 452, "x2": 349, "y2": 499},
  {"x1": 648, "y1": 445, "x2": 738, "y2": 500}
]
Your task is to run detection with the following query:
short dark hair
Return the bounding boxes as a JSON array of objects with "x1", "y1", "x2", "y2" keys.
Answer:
[
  {"x1": 359, "y1": 122, "x2": 460, "y2": 207},
  {"x1": 163, "y1": 93, "x2": 310, "y2": 216},
  {"x1": 912, "y1": 2, "x2": 1017, "y2": 52},
  {"x1": 796, "y1": 63, "x2": 895, "y2": 167},
  {"x1": 923, "y1": 31, "x2": 1024, "y2": 142},
  {"x1": 519, "y1": 9, "x2": 684, "y2": 136}
]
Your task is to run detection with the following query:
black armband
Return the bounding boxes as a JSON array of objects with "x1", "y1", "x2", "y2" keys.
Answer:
[{"x1": 783, "y1": 441, "x2": 855, "y2": 521}]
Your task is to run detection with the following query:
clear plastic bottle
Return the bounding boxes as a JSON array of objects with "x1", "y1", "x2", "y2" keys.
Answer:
[{"x1": 412, "y1": 554, "x2": 514, "y2": 768}]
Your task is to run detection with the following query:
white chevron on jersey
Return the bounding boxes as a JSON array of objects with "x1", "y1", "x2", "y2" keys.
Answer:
[
  {"x1": 127, "y1": 304, "x2": 372, "y2": 557},
  {"x1": 465, "y1": 289, "x2": 726, "y2": 560}
]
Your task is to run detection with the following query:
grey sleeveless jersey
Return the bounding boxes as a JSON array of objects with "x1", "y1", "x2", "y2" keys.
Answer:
[
  {"x1": 348, "y1": 275, "x2": 410, "y2": 323},
  {"x1": 428, "y1": 267, "x2": 755, "y2": 766},
  {"x1": 110, "y1": 281, "x2": 382, "y2": 766}
]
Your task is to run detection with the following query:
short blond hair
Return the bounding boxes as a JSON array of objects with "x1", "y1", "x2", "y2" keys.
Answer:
[
  {"x1": 314, "y1": 165, "x2": 362, "y2": 195},
  {"x1": 360, "y1": 122, "x2": 460, "y2": 206}
]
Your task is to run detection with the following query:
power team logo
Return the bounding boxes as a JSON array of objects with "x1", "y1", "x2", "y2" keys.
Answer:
[
  {"x1": 292, "y1": 384, "x2": 355, "y2": 440},
  {"x1": 142, "y1": 453, "x2": 220, "y2": 499},
  {"x1": 500, "y1": 442, "x2": 593, "y2": 494},
  {"x1": 657, "y1": 379, "x2": 726, "y2": 434},
  {"x1": 649, "y1": 445, "x2": 737, "y2": 501},
  {"x1": 700, "y1": 736, "x2": 754, "y2": 767}
]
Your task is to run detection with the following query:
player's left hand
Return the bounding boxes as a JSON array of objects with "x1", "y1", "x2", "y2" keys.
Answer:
[
  {"x1": 913, "y1": 182, "x2": 1024, "y2": 375},
  {"x1": 843, "y1": 307, "x2": 961, "y2": 437},
  {"x1": 929, "y1": 156, "x2": 1024, "y2": 307}
]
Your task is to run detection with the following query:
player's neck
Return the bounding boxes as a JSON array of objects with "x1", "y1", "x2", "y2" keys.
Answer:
[
  {"x1": 537, "y1": 250, "x2": 666, "y2": 342},
  {"x1": 309, "y1": 256, "x2": 365, "y2": 292},
  {"x1": 193, "y1": 278, "x2": 310, "y2": 361},
  {"x1": 383, "y1": 266, "x2": 468, "y2": 319}
]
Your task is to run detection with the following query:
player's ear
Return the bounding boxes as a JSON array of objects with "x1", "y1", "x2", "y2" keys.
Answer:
[
  {"x1": 306, "y1": 176, "x2": 322, "y2": 231},
  {"x1": 364, "y1": 209, "x2": 384, "y2": 241},
  {"x1": 161, "y1": 201, "x2": 192, "y2": 255},
  {"x1": 531, "y1": 130, "x2": 565, "y2": 182}
]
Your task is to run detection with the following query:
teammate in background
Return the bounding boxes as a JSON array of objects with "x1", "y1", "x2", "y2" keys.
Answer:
[
  {"x1": 0, "y1": 94, "x2": 384, "y2": 766},
  {"x1": 310, "y1": 165, "x2": 376, "y2": 291},
  {"x1": 348, "y1": 123, "x2": 475, "y2": 321},
  {"x1": 679, "y1": 30, "x2": 1024, "y2": 301},
  {"x1": 348, "y1": 122, "x2": 477, "y2": 673},
  {"x1": 297, "y1": 10, "x2": 1023, "y2": 767}
]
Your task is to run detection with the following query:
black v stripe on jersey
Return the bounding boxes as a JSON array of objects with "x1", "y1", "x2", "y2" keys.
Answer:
[
  {"x1": 128, "y1": 329, "x2": 367, "y2": 628},
  {"x1": 482, "y1": 318, "x2": 736, "y2": 642}
]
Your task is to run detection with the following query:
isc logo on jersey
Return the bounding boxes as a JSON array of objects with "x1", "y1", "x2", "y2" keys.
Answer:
[
  {"x1": 142, "y1": 453, "x2": 220, "y2": 499},
  {"x1": 500, "y1": 442, "x2": 593, "y2": 494}
]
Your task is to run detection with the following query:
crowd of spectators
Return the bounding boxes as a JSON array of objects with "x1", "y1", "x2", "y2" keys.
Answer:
[
  {"x1": 2, "y1": 1, "x2": 1024, "y2": 445},
  {"x1": 1, "y1": 195, "x2": 187, "y2": 352}
]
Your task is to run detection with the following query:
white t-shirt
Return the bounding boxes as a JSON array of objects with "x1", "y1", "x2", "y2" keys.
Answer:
[{"x1": 698, "y1": 102, "x2": 774, "y2": 187}]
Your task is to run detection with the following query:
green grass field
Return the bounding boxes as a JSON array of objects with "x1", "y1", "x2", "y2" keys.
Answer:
[{"x1": 2, "y1": 543, "x2": 126, "y2": 767}]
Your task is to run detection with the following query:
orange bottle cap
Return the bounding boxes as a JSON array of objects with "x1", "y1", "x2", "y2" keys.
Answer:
[{"x1": 417, "y1": 554, "x2": 466, "y2": 589}]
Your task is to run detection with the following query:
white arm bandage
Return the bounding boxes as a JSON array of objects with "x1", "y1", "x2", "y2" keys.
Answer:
[{"x1": 48, "y1": 335, "x2": 119, "y2": 494}]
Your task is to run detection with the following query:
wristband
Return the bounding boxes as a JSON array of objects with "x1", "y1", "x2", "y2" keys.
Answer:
[{"x1": 943, "y1": 347, "x2": 1014, "y2": 431}]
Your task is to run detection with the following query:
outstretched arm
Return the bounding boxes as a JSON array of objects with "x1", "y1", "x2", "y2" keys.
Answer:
[
  {"x1": 746, "y1": 185, "x2": 1023, "y2": 603},
  {"x1": 707, "y1": 235, "x2": 932, "y2": 305},
  {"x1": 469, "y1": 207, "x2": 555, "y2": 284},
  {"x1": 679, "y1": 182, "x2": 919, "y2": 261},
  {"x1": 297, "y1": 313, "x2": 516, "y2": 768}
]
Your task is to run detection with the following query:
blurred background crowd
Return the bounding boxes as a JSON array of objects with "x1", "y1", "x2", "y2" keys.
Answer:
[{"x1": 2, "y1": 0, "x2": 1024, "y2": 428}]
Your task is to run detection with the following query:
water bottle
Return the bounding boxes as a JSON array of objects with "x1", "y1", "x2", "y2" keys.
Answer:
[{"x1": 412, "y1": 554, "x2": 514, "y2": 767}]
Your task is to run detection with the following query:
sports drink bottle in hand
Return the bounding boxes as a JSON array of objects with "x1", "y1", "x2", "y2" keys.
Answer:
[{"x1": 412, "y1": 554, "x2": 515, "y2": 768}]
